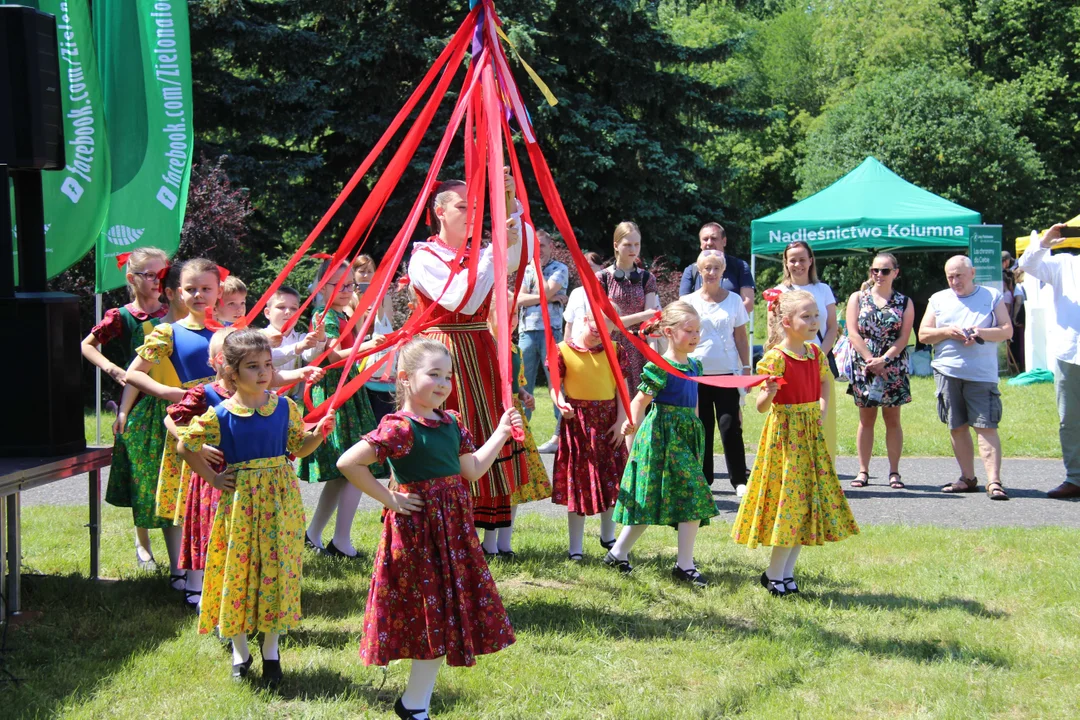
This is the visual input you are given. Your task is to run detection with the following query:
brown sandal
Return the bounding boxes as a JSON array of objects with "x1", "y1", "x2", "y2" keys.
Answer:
[
  {"x1": 942, "y1": 476, "x2": 978, "y2": 494},
  {"x1": 987, "y1": 481, "x2": 1009, "y2": 501},
  {"x1": 850, "y1": 471, "x2": 870, "y2": 488}
]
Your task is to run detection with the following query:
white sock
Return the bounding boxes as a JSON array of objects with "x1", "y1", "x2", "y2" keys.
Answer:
[
  {"x1": 162, "y1": 526, "x2": 183, "y2": 575},
  {"x1": 599, "y1": 508, "x2": 616, "y2": 545},
  {"x1": 185, "y1": 569, "x2": 204, "y2": 593},
  {"x1": 135, "y1": 528, "x2": 153, "y2": 560},
  {"x1": 610, "y1": 525, "x2": 647, "y2": 561},
  {"x1": 401, "y1": 657, "x2": 444, "y2": 715},
  {"x1": 496, "y1": 505, "x2": 518, "y2": 553},
  {"x1": 782, "y1": 546, "x2": 802, "y2": 579},
  {"x1": 231, "y1": 633, "x2": 250, "y2": 664},
  {"x1": 676, "y1": 521, "x2": 699, "y2": 571},
  {"x1": 262, "y1": 631, "x2": 280, "y2": 661},
  {"x1": 567, "y1": 513, "x2": 586, "y2": 556},
  {"x1": 768, "y1": 547, "x2": 792, "y2": 582},
  {"x1": 307, "y1": 478, "x2": 344, "y2": 548},
  {"x1": 482, "y1": 529, "x2": 499, "y2": 554},
  {"x1": 331, "y1": 481, "x2": 361, "y2": 556}
]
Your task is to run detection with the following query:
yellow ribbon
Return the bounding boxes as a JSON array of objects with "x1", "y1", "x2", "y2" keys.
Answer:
[{"x1": 496, "y1": 25, "x2": 558, "y2": 107}]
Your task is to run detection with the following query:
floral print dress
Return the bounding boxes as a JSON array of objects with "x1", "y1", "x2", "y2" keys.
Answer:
[
  {"x1": 182, "y1": 393, "x2": 308, "y2": 638},
  {"x1": 732, "y1": 344, "x2": 859, "y2": 548},
  {"x1": 614, "y1": 358, "x2": 717, "y2": 527},
  {"x1": 847, "y1": 290, "x2": 912, "y2": 408},
  {"x1": 597, "y1": 267, "x2": 658, "y2": 390},
  {"x1": 360, "y1": 410, "x2": 515, "y2": 667}
]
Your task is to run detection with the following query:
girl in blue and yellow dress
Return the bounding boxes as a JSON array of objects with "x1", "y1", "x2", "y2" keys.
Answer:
[
  {"x1": 732, "y1": 290, "x2": 859, "y2": 597},
  {"x1": 126, "y1": 259, "x2": 222, "y2": 596},
  {"x1": 337, "y1": 338, "x2": 520, "y2": 720},
  {"x1": 605, "y1": 301, "x2": 717, "y2": 588},
  {"x1": 179, "y1": 330, "x2": 334, "y2": 684}
]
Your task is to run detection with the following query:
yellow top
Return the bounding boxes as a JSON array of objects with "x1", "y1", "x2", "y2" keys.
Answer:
[{"x1": 559, "y1": 341, "x2": 618, "y2": 401}]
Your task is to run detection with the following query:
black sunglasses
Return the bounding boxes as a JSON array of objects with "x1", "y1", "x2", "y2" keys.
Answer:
[{"x1": 870, "y1": 268, "x2": 894, "y2": 276}]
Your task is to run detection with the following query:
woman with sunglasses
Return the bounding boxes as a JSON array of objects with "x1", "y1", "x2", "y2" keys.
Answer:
[
  {"x1": 774, "y1": 241, "x2": 839, "y2": 458},
  {"x1": 596, "y1": 222, "x2": 661, "y2": 389},
  {"x1": 845, "y1": 253, "x2": 914, "y2": 489}
]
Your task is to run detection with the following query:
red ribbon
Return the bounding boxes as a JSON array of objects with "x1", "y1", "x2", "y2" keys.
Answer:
[
  {"x1": 310, "y1": 253, "x2": 334, "y2": 260},
  {"x1": 217, "y1": 265, "x2": 231, "y2": 282},
  {"x1": 156, "y1": 266, "x2": 169, "y2": 295},
  {"x1": 762, "y1": 287, "x2": 783, "y2": 312},
  {"x1": 116, "y1": 252, "x2": 132, "y2": 269}
]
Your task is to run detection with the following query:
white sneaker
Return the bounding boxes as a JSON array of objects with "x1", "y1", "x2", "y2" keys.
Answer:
[
  {"x1": 736, "y1": 484, "x2": 747, "y2": 498},
  {"x1": 537, "y1": 435, "x2": 559, "y2": 453}
]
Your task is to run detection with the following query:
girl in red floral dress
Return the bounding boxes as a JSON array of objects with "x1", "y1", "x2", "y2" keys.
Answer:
[{"x1": 337, "y1": 338, "x2": 521, "y2": 720}]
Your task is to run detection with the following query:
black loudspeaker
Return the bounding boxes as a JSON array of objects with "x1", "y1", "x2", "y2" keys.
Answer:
[
  {"x1": 0, "y1": 5, "x2": 65, "y2": 170},
  {"x1": 0, "y1": 293, "x2": 85, "y2": 456}
]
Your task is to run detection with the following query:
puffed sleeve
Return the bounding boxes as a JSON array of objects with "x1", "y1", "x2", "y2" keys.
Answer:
[
  {"x1": 756, "y1": 348, "x2": 786, "y2": 378},
  {"x1": 280, "y1": 397, "x2": 305, "y2": 455},
  {"x1": 446, "y1": 410, "x2": 477, "y2": 455},
  {"x1": 167, "y1": 385, "x2": 208, "y2": 424},
  {"x1": 361, "y1": 413, "x2": 416, "y2": 463},
  {"x1": 90, "y1": 308, "x2": 124, "y2": 345},
  {"x1": 812, "y1": 344, "x2": 830, "y2": 381},
  {"x1": 557, "y1": 345, "x2": 568, "y2": 379},
  {"x1": 637, "y1": 361, "x2": 668, "y2": 396},
  {"x1": 644, "y1": 271, "x2": 658, "y2": 300},
  {"x1": 688, "y1": 357, "x2": 704, "y2": 377},
  {"x1": 136, "y1": 323, "x2": 174, "y2": 364},
  {"x1": 181, "y1": 408, "x2": 221, "y2": 453}
]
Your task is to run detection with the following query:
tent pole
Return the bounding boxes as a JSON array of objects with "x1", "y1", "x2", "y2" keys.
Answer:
[
  {"x1": 95, "y1": 293, "x2": 102, "y2": 446},
  {"x1": 750, "y1": 254, "x2": 756, "y2": 363}
]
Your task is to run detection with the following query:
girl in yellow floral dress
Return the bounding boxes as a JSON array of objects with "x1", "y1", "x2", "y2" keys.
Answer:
[
  {"x1": 731, "y1": 290, "x2": 859, "y2": 597},
  {"x1": 179, "y1": 330, "x2": 335, "y2": 684}
]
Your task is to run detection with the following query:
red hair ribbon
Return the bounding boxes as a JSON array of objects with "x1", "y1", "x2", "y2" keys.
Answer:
[
  {"x1": 762, "y1": 288, "x2": 783, "y2": 312},
  {"x1": 156, "y1": 265, "x2": 170, "y2": 295},
  {"x1": 116, "y1": 252, "x2": 133, "y2": 269},
  {"x1": 638, "y1": 308, "x2": 663, "y2": 336},
  {"x1": 217, "y1": 265, "x2": 231, "y2": 282},
  {"x1": 396, "y1": 276, "x2": 410, "y2": 289}
]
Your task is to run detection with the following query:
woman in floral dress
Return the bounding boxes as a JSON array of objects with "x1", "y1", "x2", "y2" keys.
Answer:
[
  {"x1": 596, "y1": 221, "x2": 661, "y2": 390},
  {"x1": 845, "y1": 253, "x2": 915, "y2": 489}
]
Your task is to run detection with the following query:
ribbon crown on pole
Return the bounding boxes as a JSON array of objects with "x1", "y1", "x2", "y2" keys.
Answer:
[{"x1": 242, "y1": 0, "x2": 768, "y2": 429}]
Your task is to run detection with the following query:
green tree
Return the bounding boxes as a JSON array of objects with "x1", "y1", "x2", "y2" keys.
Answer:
[{"x1": 798, "y1": 66, "x2": 1044, "y2": 235}]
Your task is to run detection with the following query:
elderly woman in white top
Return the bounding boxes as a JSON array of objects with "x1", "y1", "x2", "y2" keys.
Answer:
[
  {"x1": 775, "y1": 240, "x2": 839, "y2": 459},
  {"x1": 681, "y1": 250, "x2": 751, "y2": 493}
]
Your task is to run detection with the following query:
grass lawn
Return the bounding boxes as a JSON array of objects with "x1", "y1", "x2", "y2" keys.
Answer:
[
  {"x1": 5, "y1": 506, "x2": 1079, "y2": 718},
  {"x1": 526, "y1": 376, "x2": 1060, "y2": 458}
]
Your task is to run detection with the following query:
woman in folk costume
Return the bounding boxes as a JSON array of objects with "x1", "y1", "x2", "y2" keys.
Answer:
[{"x1": 406, "y1": 169, "x2": 532, "y2": 542}]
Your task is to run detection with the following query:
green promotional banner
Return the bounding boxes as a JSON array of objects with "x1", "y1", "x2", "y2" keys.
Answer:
[
  {"x1": 969, "y1": 224, "x2": 1003, "y2": 292},
  {"x1": 93, "y1": 0, "x2": 193, "y2": 292},
  {"x1": 4, "y1": 0, "x2": 110, "y2": 279}
]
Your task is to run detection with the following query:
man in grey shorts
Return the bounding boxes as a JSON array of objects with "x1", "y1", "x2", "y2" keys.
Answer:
[{"x1": 918, "y1": 256, "x2": 1013, "y2": 499}]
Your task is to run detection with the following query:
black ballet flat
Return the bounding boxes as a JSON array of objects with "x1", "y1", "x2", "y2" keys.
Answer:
[
  {"x1": 567, "y1": 552, "x2": 584, "y2": 562},
  {"x1": 232, "y1": 654, "x2": 253, "y2": 681},
  {"x1": 672, "y1": 565, "x2": 709, "y2": 589},
  {"x1": 497, "y1": 550, "x2": 518, "y2": 561},
  {"x1": 760, "y1": 572, "x2": 787, "y2": 597},
  {"x1": 783, "y1": 577, "x2": 800, "y2": 595},
  {"x1": 261, "y1": 651, "x2": 283, "y2": 686},
  {"x1": 602, "y1": 551, "x2": 633, "y2": 575},
  {"x1": 323, "y1": 540, "x2": 360, "y2": 559},
  {"x1": 304, "y1": 533, "x2": 320, "y2": 552},
  {"x1": 168, "y1": 573, "x2": 186, "y2": 592},
  {"x1": 599, "y1": 537, "x2": 615, "y2": 551},
  {"x1": 394, "y1": 697, "x2": 426, "y2": 719}
]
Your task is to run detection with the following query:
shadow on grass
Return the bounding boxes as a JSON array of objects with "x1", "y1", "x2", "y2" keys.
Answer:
[
  {"x1": 799, "y1": 620, "x2": 1012, "y2": 667},
  {"x1": 4, "y1": 572, "x2": 195, "y2": 717},
  {"x1": 809, "y1": 589, "x2": 1007, "y2": 618},
  {"x1": 267, "y1": 663, "x2": 387, "y2": 704}
]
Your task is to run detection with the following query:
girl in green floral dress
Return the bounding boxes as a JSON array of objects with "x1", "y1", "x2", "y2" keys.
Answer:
[
  {"x1": 299, "y1": 259, "x2": 384, "y2": 558},
  {"x1": 606, "y1": 301, "x2": 716, "y2": 588}
]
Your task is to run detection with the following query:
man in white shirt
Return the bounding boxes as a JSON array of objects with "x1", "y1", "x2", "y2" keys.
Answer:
[
  {"x1": 918, "y1": 256, "x2": 1012, "y2": 499},
  {"x1": 1018, "y1": 223, "x2": 1080, "y2": 499}
]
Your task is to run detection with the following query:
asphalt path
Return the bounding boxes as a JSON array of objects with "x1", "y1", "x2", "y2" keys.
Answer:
[{"x1": 18, "y1": 453, "x2": 1076, "y2": 529}]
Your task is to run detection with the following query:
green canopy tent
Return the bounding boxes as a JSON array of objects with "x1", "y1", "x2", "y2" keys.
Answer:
[
  {"x1": 748, "y1": 156, "x2": 981, "y2": 336},
  {"x1": 751, "y1": 156, "x2": 980, "y2": 260}
]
